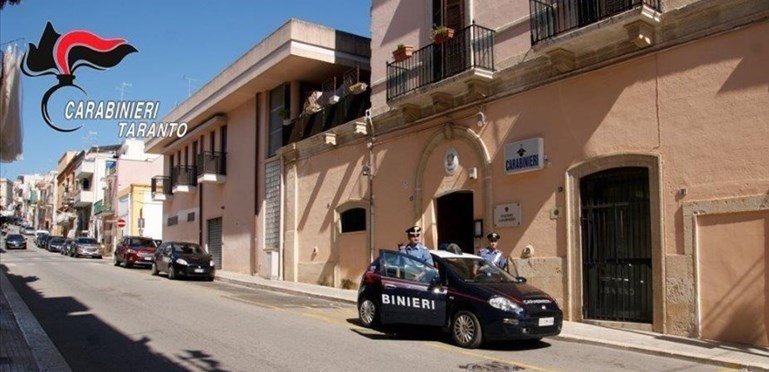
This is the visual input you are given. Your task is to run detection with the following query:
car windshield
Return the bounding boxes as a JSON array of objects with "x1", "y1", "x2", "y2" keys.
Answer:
[
  {"x1": 6, "y1": 234, "x2": 23, "y2": 241},
  {"x1": 442, "y1": 257, "x2": 518, "y2": 283},
  {"x1": 76, "y1": 238, "x2": 98, "y2": 244},
  {"x1": 128, "y1": 237, "x2": 156, "y2": 247},
  {"x1": 50, "y1": 237, "x2": 65, "y2": 244},
  {"x1": 172, "y1": 243, "x2": 205, "y2": 255}
]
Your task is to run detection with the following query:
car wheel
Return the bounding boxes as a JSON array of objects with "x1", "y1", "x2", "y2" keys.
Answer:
[
  {"x1": 123, "y1": 260, "x2": 132, "y2": 268},
  {"x1": 151, "y1": 262, "x2": 159, "y2": 276},
  {"x1": 452, "y1": 310, "x2": 483, "y2": 349},
  {"x1": 168, "y1": 265, "x2": 176, "y2": 280},
  {"x1": 358, "y1": 297, "x2": 380, "y2": 327},
  {"x1": 113, "y1": 255, "x2": 120, "y2": 266},
  {"x1": 206, "y1": 276, "x2": 215, "y2": 282}
]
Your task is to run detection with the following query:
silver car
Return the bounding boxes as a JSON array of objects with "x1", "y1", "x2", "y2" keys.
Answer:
[{"x1": 71, "y1": 237, "x2": 103, "y2": 259}]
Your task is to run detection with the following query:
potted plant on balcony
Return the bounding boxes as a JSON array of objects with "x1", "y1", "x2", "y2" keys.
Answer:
[
  {"x1": 431, "y1": 25, "x2": 455, "y2": 44},
  {"x1": 279, "y1": 108, "x2": 291, "y2": 126},
  {"x1": 348, "y1": 82, "x2": 368, "y2": 95},
  {"x1": 392, "y1": 44, "x2": 414, "y2": 62}
]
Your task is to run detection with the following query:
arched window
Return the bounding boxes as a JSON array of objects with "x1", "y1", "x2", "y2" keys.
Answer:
[{"x1": 340, "y1": 208, "x2": 366, "y2": 233}]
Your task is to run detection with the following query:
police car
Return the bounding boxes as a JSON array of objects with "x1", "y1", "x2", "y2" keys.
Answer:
[{"x1": 357, "y1": 249, "x2": 562, "y2": 348}]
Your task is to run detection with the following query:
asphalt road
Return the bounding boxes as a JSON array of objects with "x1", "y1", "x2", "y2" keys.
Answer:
[{"x1": 0, "y1": 234, "x2": 738, "y2": 372}]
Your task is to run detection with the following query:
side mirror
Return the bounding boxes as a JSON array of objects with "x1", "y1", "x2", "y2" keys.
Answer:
[
  {"x1": 516, "y1": 276, "x2": 527, "y2": 283},
  {"x1": 428, "y1": 276, "x2": 442, "y2": 290}
]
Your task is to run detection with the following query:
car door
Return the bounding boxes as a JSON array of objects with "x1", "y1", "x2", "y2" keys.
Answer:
[
  {"x1": 159, "y1": 244, "x2": 173, "y2": 272},
  {"x1": 378, "y1": 250, "x2": 446, "y2": 326}
]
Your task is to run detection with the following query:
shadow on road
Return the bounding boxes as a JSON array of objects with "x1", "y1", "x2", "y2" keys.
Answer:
[
  {"x1": 345, "y1": 317, "x2": 553, "y2": 351},
  {"x1": 2, "y1": 266, "x2": 229, "y2": 372}
]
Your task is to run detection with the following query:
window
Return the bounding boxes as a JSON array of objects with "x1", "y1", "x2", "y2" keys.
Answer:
[
  {"x1": 380, "y1": 251, "x2": 438, "y2": 284},
  {"x1": 167, "y1": 216, "x2": 178, "y2": 226},
  {"x1": 187, "y1": 212, "x2": 195, "y2": 222},
  {"x1": 341, "y1": 208, "x2": 366, "y2": 233},
  {"x1": 268, "y1": 84, "x2": 289, "y2": 157}
]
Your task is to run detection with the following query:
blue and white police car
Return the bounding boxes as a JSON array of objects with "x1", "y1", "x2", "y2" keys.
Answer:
[{"x1": 357, "y1": 249, "x2": 562, "y2": 348}]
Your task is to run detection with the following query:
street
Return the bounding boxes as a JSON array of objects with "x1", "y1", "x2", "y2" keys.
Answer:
[{"x1": 1, "y1": 236, "x2": 736, "y2": 372}]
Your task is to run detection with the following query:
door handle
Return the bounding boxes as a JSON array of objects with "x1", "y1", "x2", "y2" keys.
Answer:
[{"x1": 384, "y1": 284, "x2": 397, "y2": 289}]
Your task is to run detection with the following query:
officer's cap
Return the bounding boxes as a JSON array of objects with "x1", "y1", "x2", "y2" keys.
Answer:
[
  {"x1": 406, "y1": 226, "x2": 422, "y2": 236},
  {"x1": 487, "y1": 232, "x2": 500, "y2": 241}
]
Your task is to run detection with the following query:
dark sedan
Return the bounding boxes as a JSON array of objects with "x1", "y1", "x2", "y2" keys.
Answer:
[
  {"x1": 151, "y1": 241, "x2": 215, "y2": 281},
  {"x1": 4, "y1": 233, "x2": 27, "y2": 250},
  {"x1": 357, "y1": 250, "x2": 562, "y2": 348},
  {"x1": 47, "y1": 236, "x2": 66, "y2": 252}
]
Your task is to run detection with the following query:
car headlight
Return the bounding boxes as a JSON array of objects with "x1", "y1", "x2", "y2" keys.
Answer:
[
  {"x1": 175, "y1": 258, "x2": 189, "y2": 265},
  {"x1": 209, "y1": 260, "x2": 215, "y2": 267},
  {"x1": 488, "y1": 296, "x2": 523, "y2": 313}
]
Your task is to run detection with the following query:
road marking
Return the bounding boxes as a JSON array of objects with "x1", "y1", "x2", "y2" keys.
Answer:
[
  {"x1": 428, "y1": 343, "x2": 557, "y2": 372},
  {"x1": 222, "y1": 295, "x2": 279, "y2": 309}
]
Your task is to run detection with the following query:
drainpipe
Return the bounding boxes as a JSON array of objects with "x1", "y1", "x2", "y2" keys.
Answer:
[{"x1": 365, "y1": 109, "x2": 376, "y2": 262}]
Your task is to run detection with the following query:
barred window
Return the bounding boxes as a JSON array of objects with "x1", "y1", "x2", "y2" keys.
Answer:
[
  {"x1": 187, "y1": 212, "x2": 195, "y2": 222},
  {"x1": 167, "y1": 216, "x2": 178, "y2": 226}
]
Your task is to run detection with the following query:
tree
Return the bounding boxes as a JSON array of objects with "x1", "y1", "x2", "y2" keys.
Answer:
[{"x1": 0, "y1": 0, "x2": 22, "y2": 10}]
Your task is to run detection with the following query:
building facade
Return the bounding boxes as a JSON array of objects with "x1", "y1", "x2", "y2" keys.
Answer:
[
  {"x1": 275, "y1": 0, "x2": 768, "y2": 348},
  {"x1": 146, "y1": 19, "x2": 371, "y2": 279}
]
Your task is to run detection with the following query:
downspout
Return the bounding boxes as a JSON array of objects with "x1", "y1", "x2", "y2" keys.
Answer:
[{"x1": 365, "y1": 109, "x2": 376, "y2": 262}]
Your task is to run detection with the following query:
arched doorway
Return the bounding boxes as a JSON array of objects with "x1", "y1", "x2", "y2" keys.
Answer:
[
  {"x1": 436, "y1": 191, "x2": 474, "y2": 253},
  {"x1": 580, "y1": 167, "x2": 652, "y2": 323}
]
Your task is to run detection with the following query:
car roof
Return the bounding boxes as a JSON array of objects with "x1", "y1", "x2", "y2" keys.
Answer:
[{"x1": 431, "y1": 250, "x2": 483, "y2": 260}]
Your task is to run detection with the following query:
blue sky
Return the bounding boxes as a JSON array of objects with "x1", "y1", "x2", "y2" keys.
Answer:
[{"x1": 0, "y1": 0, "x2": 371, "y2": 180}]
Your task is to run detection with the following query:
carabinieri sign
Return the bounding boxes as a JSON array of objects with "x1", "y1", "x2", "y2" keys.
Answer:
[{"x1": 504, "y1": 137, "x2": 544, "y2": 175}]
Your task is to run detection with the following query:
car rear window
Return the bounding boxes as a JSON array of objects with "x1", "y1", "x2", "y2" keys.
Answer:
[
  {"x1": 76, "y1": 238, "x2": 98, "y2": 244},
  {"x1": 128, "y1": 238, "x2": 156, "y2": 247}
]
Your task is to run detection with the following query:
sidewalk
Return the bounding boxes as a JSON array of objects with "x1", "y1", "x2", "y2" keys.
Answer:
[
  {"x1": 215, "y1": 270, "x2": 769, "y2": 371},
  {"x1": 0, "y1": 269, "x2": 71, "y2": 372}
]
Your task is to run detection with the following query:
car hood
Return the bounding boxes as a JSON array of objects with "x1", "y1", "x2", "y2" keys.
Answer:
[
  {"x1": 78, "y1": 244, "x2": 100, "y2": 249},
  {"x1": 470, "y1": 282, "x2": 552, "y2": 302}
]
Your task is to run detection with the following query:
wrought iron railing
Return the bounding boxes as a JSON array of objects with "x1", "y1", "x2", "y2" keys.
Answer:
[
  {"x1": 170, "y1": 166, "x2": 196, "y2": 188},
  {"x1": 283, "y1": 89, "x2": 371, "y2": 146},
  {"x1": 151, "y1": 176, "x2": 171, "y2": 195},
  {"x1": 530, "y1": 0, "x2": 661, "y2": 45},
  {"x1": 196, "y1": 151, "x2": 227, "y2": 177},
  {"x1": 386, "y1": 23, "x2": 495, "y2": 101}
]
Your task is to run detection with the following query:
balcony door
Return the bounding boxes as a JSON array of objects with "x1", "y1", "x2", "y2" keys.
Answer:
[{"x1": 432, "y1": 0, "x2": 467, "y2": 81}]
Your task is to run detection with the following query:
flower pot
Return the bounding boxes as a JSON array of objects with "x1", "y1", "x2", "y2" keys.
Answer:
[
  {"x1": 432, "y1": 28, "x2": 455, "y2": 44},
  {"x1": 392, "y1": 45, "x2": 414, "y2": 62},
  {"x1": 348, "y1": 82, "x2": 368, "y2": 95}
]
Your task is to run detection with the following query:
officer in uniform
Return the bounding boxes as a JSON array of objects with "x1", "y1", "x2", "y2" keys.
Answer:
[
  {"x1": 400, "y1": 226, "x2": 434, "y2": 266},
  {"x1": 478, "y1": 232, "x2": 507, "y2": 270}
]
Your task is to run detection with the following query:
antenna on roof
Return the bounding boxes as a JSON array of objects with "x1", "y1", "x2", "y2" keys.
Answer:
[
  {"x1": 183, "y1": 75, "x2": 199, "y2": 98},
  {"x1": 116, "y1": 82, "x2": 132, "y2": 100}
]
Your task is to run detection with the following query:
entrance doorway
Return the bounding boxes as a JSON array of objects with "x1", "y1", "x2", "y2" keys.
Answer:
[
  {"x1": 207, "y1": 217, "x2": 223, "y2": 269},
  {"x1": 436, "y1": 191, "x2": 474, "y2": 253},
  {"x1": 581, "y1": 167, "x2": 652, "y2": 323}
]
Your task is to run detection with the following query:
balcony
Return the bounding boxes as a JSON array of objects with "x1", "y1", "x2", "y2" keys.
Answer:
[
  {"x1": 74, "y1": 189, "x2": 94, "y2": 207},
  {"x1": 75, "y1": 159, "x2": 95, "y2": 179},
  {"x1": 283, "y1": 89, "x2": 371, "y2": 146},
  {"x1": 196, "y1": 151, "x2": 227, "y2": 184},
  {"x1": 386, "y1": 23, "x2": 495, "y2": 106},
  {"x1": 530, "y1": 0, "x2": 662, "y2": 52},
  {"x1": 151, "y1": 176, "x2": 172, "y2": 201},
  {"x1": 171, "y1": 166, "x2": 196, "y2": 193}
]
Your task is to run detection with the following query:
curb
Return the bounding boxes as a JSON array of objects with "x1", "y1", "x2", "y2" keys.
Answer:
[
  {"x1": 215, "y1": 276, "x2": 358, "y2": 305},
  {"x1": 0, "y1": 270, "x2": 72, "y2": 372},
  {"x1": 553, "y1": 335, "x2": 767, "y2": 372}
]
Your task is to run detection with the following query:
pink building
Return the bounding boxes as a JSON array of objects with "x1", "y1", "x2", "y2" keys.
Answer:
[{"x1": 149, "y1": 2, "x2": 769, "y2": 348}]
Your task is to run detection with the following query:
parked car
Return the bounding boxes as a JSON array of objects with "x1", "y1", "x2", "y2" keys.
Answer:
[
  {"x1": 357, "y1": 250, "x2": 563, "y2": 349},
  {"x1": 35, "y1": 233, "x2": 51, "y2": 248},
  {"x1": 70, "y1": 237, "x2": 102, "y2": 259},
  {"x1": 151, "y1": 241, "x2": 215, "y2": 281},
  {"x1": 22, "y1": 226, "x2": 35, "y2": 235},
  {"x1": 4, "y1": 233, "x2": 27, "y2": 249},
  {"x1": 114, "y1": 236, "x2": 157, "y2": 268},
  {"x1": 47, "y1": 236, "x2": 66, "y2": 252}
]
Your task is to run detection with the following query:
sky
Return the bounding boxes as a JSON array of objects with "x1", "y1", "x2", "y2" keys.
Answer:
[{"x1": 0, "y1": 0, "x2": 371, "y2": 181}]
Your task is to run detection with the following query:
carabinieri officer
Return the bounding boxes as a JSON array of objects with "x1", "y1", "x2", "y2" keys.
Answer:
[
  {"x1": 478, "y1": 232, "x2": 507, "y2": 270},
  {"x1": 400, "y1": 226, "x2": 434, "y2": 266}
]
